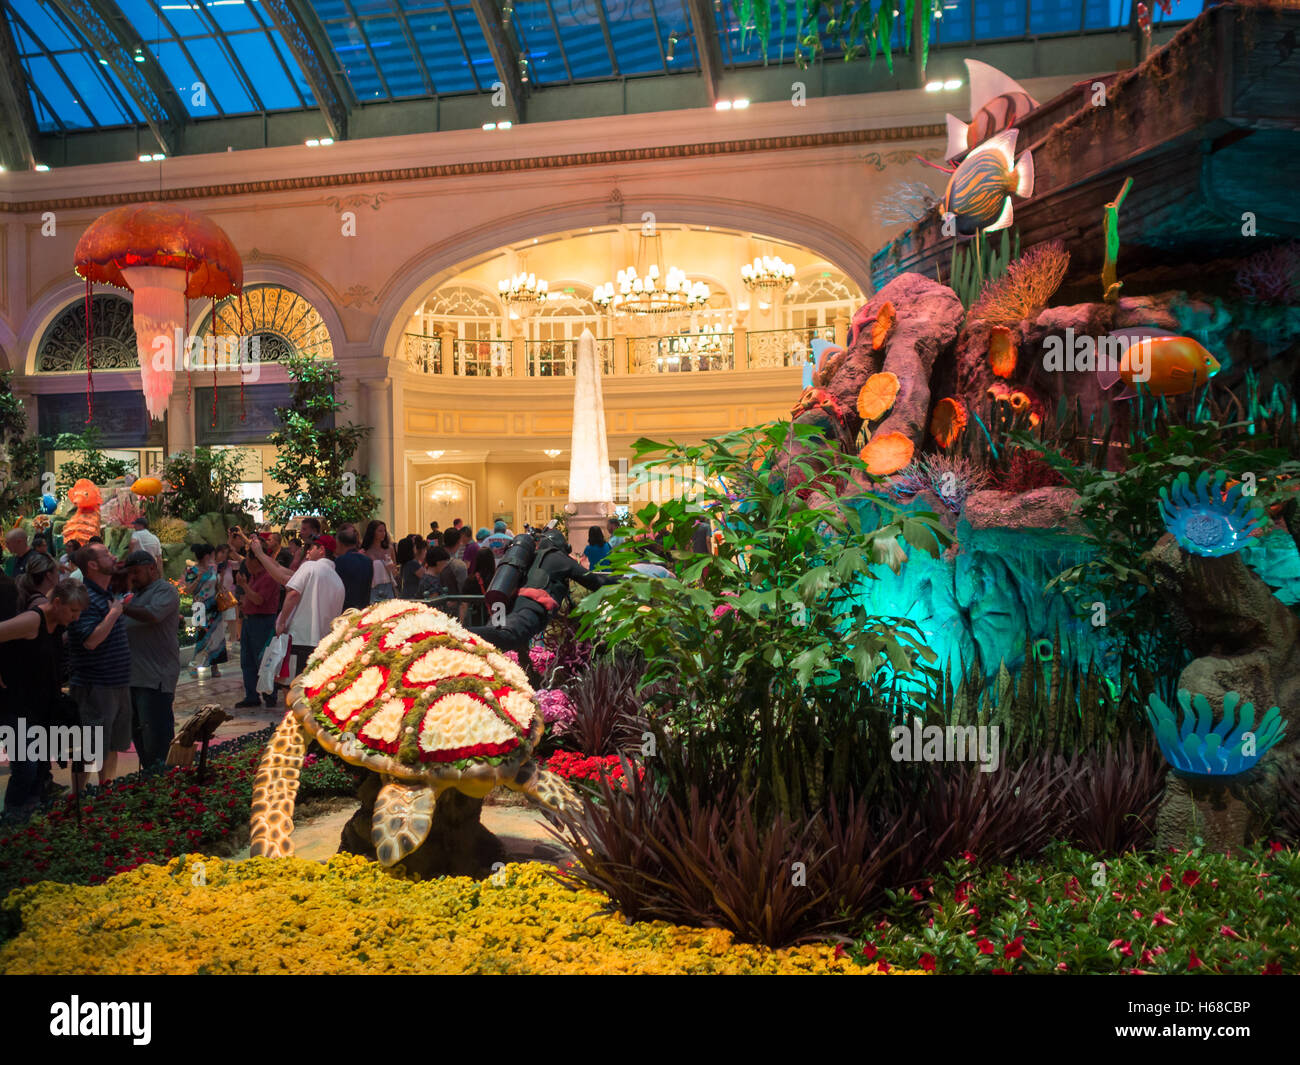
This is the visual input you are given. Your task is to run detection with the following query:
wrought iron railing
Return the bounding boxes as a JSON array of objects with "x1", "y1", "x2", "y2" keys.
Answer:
[
  {"x1": 453, "y1": 339, "x2": 513, "y2": 376},
  {"x1": 403, "y1": 333, "x2": 441, "y2": 374},
  {"x1": 631, "y1": 333, "x2": 735, "y2": 373},
  {"x1": 745, "y1": 326, "x2": 834, "y2": 369},
  {"x1": 525, "y1": 338, "x2": 615, "y2": 376}
]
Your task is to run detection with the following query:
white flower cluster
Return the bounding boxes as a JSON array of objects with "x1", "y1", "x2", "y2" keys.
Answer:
[
  {"x1": 418, "y1": 692, "x2": 518, "y2": 755},
  {"x1": 487, "y1": 652, "x2": 532, "y2": 695},
  {"x1": 360, "y1": 600, "x2": 423, "y2": 627},
  {"x1": 404, "y1": 647, "x2": 495, "y2": 686},
  {"x1": 302, "y1": 637, "x2": 367, "y2": 690},
  {"x1": 359, "y1": 697, "x2": 409, "y2": 746},
  {"x1": 498, "y1": 690, "x2": 538, "y2": 732},
  {"x1": 324, "y1": 665, "x2": 387, "y2": 725}
]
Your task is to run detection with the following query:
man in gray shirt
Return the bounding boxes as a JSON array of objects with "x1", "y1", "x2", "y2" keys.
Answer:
[{"x1": 122, "y1": 550, "x2": 181, "y2": 773}]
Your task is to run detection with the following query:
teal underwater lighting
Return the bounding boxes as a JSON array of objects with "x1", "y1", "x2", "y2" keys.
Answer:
[{"x1": 1146, "y1": 689, "x2": 1287, "y2": 777}]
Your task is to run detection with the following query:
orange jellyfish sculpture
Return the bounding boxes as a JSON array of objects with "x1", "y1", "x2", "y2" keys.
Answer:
[{"x1": 74, "y1": 204, "x2": 243, "y2": 421}]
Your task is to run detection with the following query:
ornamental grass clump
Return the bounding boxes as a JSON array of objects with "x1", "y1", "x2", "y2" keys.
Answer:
[{"x1": 561, "y1": 654, "x2": 646, "y2": 756}]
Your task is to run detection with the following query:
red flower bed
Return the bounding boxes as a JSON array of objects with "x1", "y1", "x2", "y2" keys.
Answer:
[{"x1": 545, "y1": 751, "x2": 644, "y2": 790}]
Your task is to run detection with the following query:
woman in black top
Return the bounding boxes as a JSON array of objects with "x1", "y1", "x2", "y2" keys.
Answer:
[
  {"x1": 398, "y1": 535, "x2": 427, "y2": 598},
  {"x1": 0, "y1": 578, "x2": 89, "y2": 821}
]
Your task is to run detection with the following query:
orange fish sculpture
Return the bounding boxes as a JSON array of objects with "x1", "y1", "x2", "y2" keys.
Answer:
[
  {"x1": 1098, "y1": 329, "x2": 1221, "y2": 398},
  {"x1": 62, "y1": 478, "x2": 103, "y2": 545}
]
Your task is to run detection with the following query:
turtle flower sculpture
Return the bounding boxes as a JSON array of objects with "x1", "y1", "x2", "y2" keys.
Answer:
[
  {"x1": 249, "y1": 600, "x2": 580, "y2": 868},
  {"x1": 1146, "y1": 689, "x2": 1287, "y2": 777},
  {"x1": 1159, "y1": 470, "x2": 1264, "y2": 558}
]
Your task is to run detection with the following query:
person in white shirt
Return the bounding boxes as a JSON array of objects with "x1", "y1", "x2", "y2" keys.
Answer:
[
  {"x1": 275, "y1": 535, "x2": 345, "y2": 680},
  {"x1": 129, "y1": 517, "x2": 164, "y2": 567}
]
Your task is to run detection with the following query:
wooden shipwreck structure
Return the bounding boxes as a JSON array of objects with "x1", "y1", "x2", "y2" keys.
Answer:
[{"x1": 871, "y1": 2, "x2": 1300, "y2": 295}]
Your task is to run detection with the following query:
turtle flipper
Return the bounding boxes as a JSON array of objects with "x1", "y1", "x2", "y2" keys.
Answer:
[
  {"x1": 372, "y1": 780, "x2": 438, "y2": 866},
  {"x1": 511, "y1": 760, "x2": 581, "y2": 815},
  {"x1": 249, "y1": 711, "x2": 309, "y2": 857}
]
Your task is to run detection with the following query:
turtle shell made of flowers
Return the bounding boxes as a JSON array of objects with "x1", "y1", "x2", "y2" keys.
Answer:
[{"x1": 288, "y1": 600, "x2": 540, "y2": 791}]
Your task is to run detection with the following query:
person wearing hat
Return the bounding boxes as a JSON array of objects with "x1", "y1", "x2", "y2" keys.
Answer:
[
  {"x1": 121, "y1": 550, "x2": 180, "y2": 773},
  {"x1": 129, "y1": 516, "x2": 164, "y2": 568},
  {"x1": 483, "y1": 520, "x2": 514, "y2": 562}
]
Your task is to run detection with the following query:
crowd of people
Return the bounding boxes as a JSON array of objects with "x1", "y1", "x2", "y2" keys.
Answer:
[{"x1": 0, "y1": 511, "x2": 656, "y2": 824}]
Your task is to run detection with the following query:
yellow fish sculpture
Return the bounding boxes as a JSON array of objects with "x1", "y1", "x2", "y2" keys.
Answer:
[{"x1": 1098, "y1": 329, "x2": 1221, "y2": 398}]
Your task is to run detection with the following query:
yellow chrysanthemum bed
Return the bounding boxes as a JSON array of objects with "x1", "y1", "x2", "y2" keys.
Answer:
[{"x1": 0, "y1": 856, "x2": 920, "y2": 975}]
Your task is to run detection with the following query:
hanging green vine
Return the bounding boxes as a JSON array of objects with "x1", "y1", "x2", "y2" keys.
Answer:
[{"x1": 735, "y1": 0, "x2": 935, "y2": 73}]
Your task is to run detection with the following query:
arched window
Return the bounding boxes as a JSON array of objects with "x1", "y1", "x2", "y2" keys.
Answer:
[
  {"x1": 417, "y1": 286, "x2": 504, "y2": 342},
  {"x1": 195, "y1": 285, "x2": 332, "y2": 361},
  {"x1": 782, "y1": 270, "x2": 863, "y2": 330},
  {"x1": 35, "y1": 294, "x2": 138, "y2": 372},
  {"x1": 518, "y1": 470, "x2": 570, "y2": 530}
]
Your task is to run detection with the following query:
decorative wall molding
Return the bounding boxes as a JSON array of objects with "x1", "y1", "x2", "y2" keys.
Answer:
[
  {"x1": 0, "y1": 124, "x2": 945, "y2": 214},
  {"x1": 861, "y1": 146, "x2": 945, "y2": 171},
  {"x1": 339, "y1": 284, "x2": 377, "y2": 309},
  {"x1": 324, "y1": 193, "x2": 388, "y2": 213}
]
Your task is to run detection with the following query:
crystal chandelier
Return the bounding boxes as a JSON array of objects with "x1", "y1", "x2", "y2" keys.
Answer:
[
  {"x1": 498, "y1": 271, "x2": 549, "y2": 307},
  {"x1": 595, "y1": 232, "x2": 710, "y2": 316},
  {"x1": 741, "y1": 255, "x2": 795, "y2": 292}
]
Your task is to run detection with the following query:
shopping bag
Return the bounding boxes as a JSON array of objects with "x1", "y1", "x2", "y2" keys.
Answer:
[{"x1": 257, "y1": 633, "x2": 290, "y2": 695}]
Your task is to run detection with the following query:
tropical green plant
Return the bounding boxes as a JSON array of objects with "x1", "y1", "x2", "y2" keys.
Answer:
[
  {"x1": 161, "y1": 446, "x2": 253, "y2": 522},
  {"x1": 263, "y1": 354, "x2": 380, "y2": 526},
  {"x1": 0, "y1": 371, "x2": 42, "y2": 522},
  {"x1": 574, "y1": 421, "x2": 952, "y2": 819},
  {"x1": 49, "y1": 426, "x2": 134, "y2": 493},
  {"x1": 948, "y1": 227, "x2": 1019, "y2": 310},
  {"x1": 735, "y1": 0, "x2": 937, "y2": 73}
]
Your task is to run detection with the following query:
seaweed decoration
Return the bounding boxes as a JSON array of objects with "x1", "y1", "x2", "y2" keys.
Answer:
[{"x1": 733, "y1": 0, "x2": 933, "y2": 74}]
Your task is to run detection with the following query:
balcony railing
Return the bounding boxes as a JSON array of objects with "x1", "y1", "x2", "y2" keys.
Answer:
[
  {"x1": 404, "y1": 330, "x2": 833, "y2": 375},
  {"x1": 403, "y1": 333, "x2": 441, "y2": 374},
  {"x1": 526, "y1": 338, "x2": 615, "y2": 376},
  {"x1": 632, "y1": 333, "x2": 735, "y2": 373},
  {"x1": 745, "y1": 326, "x2": 834, "y2": 369},
  {"x1": 453, "y1": 339, "x2": 513, "y2": 376}
]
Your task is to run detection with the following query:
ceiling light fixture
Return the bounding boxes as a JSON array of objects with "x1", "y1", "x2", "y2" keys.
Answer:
[
  {"x1": 519, "y1": 57, "x2": 529, "y2": 83},
  {"x1": 138, "y1": 153, "x2": 152, "y2": 162},
  {"x1": 595, "y1": 231, "x2": 710, "y2": 317},
  {"x1": 426, "y1": 449, "x2": 445, "y2": 459},
  {"x1": 666, "y1": 33, "x2": 678, "y2": 61},
  {"x1": 34, "y1": 164, "x2": 49, "y2": 171},
  {"x1": 741, "y1": 254, "x2": 795, "y2": 293},
  {"x1": 542, "y1": 449, "x2": 562, "y2": 458},
  {"x1": 733, "y1": 97, "x2": 750, "y2": 109},
  {"x1": 498, "y1": 120, "x2": 512, "y2": 129},
  {"x1": 482, "y1": 122, "x2": 497, "y2": 131},
  {"x1": 715, "y1": 100, "x2": 732, "y2": 111},
  {"x1": 306, "y1": 138, "x2": 320, "y2": 146},
  {"x1": 502, "y1": 3, "x2": 513, "y2": 26}
]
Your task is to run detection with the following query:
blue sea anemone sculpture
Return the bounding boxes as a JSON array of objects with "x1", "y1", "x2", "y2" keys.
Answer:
[
  {"x1": 1158, "y1": 470, "x2": 1264, "y2": 557},
  {"x1": 1146, "y1": 689, "x2": 1287, "y2": 777}
]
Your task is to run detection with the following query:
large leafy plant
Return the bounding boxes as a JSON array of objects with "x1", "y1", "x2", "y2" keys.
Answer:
[
  {"x1": 0, "y1": 370, "x2": 42, "y2": 522},
  {"x1": 263, "y1": 354, "x2": 380, "y2": 526},
  {"x1": 49, "y1": 426, "x2": 134, "y2": 493},
  {"x1": 161, "y1": 446, "x2": 252, "y2": 522},
  {"x1": 574, "y1": 421, "x2": 951, "y2": 819}
]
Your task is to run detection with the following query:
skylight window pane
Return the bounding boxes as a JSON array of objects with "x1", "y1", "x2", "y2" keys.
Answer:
[
  {"x1": 230, "y1": 31, "x2": 300, "y2": 108},
  {"x1": 11, "y1": 0, "x2": 77, "y2": 50},
  {"x1": 62, "y1": 50, "x2": 133, "y2": 124},
  {"x1": 326, "y1": 17, "x2": 387, "y2": 98},
  {"x1": 31, "y1": 90, "x2": 60, "y2": 132},
  {"x1": 207, "y1": 0, "x2": 260, "y2": 33},
  {"x1": 365, "y1": 17, "x2": 425, "y2": 96},
  {"x1": 153, "y1": 2, "x2": 209, "y2": 36},
  {"x1": 557, "y1": 24, "x2": 612, "y2": 78},
  {"x1": 512, "y1": 2, "x2": 568, "y2": 84},
  {"x1": 1083, "y1": 0, "x2": 1123, "y2": 29},
  {"x1": 103, "y1": 65, "x2": 148, "y2": 121},
  {"x1": 607, "y1": 0, "x2": 665, "y2": 75},
  {"x1": 1029, "y1": 0, "x2": 1082, "y2": 34},
  {"x1": 270, "y1": 28, "x2": 317, "y2": 105},
  {"x1": 974, "y1": 0, "x2": 1026, "y2": 39},
  {"x1": 410, "y1": 20, "x2": 476, "y2": 92},
  {"x1": 933, "y1": 0, "x2": 973, "y2": 45},
  {"x1": 153, "y1": 39, "x2": 207, "y2": 113},
  {"x1": 447, "y1": 2, "x2": 491, "y2": 89},
  {"x1": 186, "y1": 35, "x2": 255, "y2": 109},
  {"x1": 314, "y1": 0, "x2": 353, "y2": 19},
  {"x1": 26, "y1": 55, "x2": 95, "y2": 128}
]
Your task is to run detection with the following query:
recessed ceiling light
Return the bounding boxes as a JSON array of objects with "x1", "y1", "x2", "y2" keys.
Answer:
[
  {"x1": 733, "y1": 98, "x2": 750, "y2": 109},
  {"x1": 319, "y1": 137, "x2": 334, "y2": 145},
  {"x1": 482, "y1": 122, "x2": 496, "y2": 131},
  {"x1": 34, "y1": 164, "x2": 49, "y2": 171},
  {"x1": 138, "y1": 153, "x2": 152, "y2": 162},
  {"x1": 715, "y1": 100, "x2": 732, "y2": 111},
  {"x1": 305, "y1": 138, "x2": 320, "y2": 146},
  {"x1": 943, "y1": 79, "x2": 963, "y2": 90}
]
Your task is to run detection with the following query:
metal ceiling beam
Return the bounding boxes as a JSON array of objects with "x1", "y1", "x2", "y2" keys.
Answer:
[
  {"x1": 262, "y1": 0, "x2": 354, "y2": 141},
  {"x1": 47, "y1": 0, "x2": 187, "y2": 156},
  {"x1": 0, "y1": 13, "x2": 39, "y2": 170},
  {"x1": 684, "y1": 0, "x2": 722, "y2": 104},
  {"x1": 470, "y1": 0, "x2": 526, "y2": 124}
]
